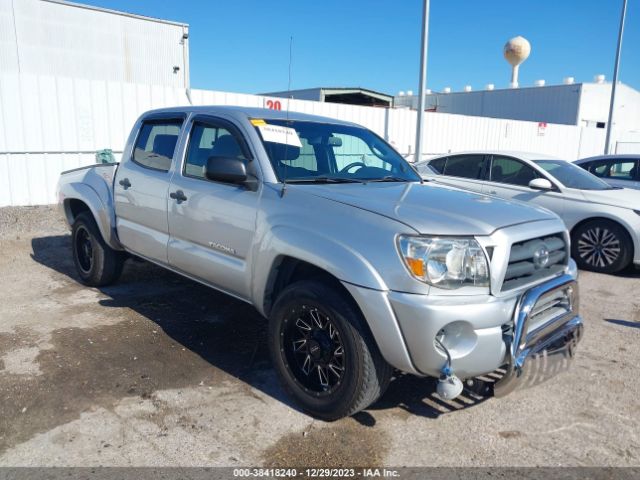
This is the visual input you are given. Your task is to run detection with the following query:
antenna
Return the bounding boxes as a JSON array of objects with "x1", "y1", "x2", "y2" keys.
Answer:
[{"x1": 280, "y1": 36, "x2": 293, "y2": 198}]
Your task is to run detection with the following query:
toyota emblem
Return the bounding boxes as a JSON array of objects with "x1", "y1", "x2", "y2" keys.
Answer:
[{"x1": 533, "y1": 245, "x2": 550, "y2": 268}]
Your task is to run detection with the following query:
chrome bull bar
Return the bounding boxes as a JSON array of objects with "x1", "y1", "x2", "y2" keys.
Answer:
[{"x1": 494, "y1": 274, "x2": 583, "y2": 397}]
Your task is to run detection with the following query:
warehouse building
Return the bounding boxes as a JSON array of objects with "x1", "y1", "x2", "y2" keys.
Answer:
[
  {"x1": 394, "y1": 79, "x2": 640, "y2": 139},
  {"x1": 0, "y1": 0, "x2": 190, "y2": 88}
]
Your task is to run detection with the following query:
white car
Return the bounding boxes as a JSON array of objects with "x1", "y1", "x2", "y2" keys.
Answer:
[
  {"x1": 574, "y1": 155, "x2": 640, "y2": 190},
  {"x1": 417, "y1": 151, "x2": 640, "y2": 273}
]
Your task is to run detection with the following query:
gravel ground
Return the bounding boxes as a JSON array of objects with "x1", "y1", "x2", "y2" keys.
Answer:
[{"x1": 0, "y1": 205, "x2": 639, "y2": 467}]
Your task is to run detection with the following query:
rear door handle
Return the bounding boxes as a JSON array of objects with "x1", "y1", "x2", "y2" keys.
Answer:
[
  {"x1": 488, "y1": 190, "x2": 497, "y2": 195},
  {"x1": 169, "y1": 190, "x2": 188, "y2": 202},
  {"x1": 118, "y1": 178, "x2": 131, "y2": 189}
]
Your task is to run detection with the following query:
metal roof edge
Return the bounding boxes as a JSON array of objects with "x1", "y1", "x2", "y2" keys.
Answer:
[
  {"x1": 262, "y1": 87, "x2": 393, "y2": 100},
  {"x1": 40, "y1": 0, "x2": 189, "y2": 27}
]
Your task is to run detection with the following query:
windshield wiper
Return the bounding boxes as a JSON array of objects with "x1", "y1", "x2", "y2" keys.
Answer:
[
  {"x1": 363, "y1": 176, "x2": 409, "y2": 183},
  {"x1": 285, "y1": 176, "x2": 364, "y2": 184}
]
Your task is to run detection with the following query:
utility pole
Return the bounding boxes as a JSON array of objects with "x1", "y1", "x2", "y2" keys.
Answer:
[
  {"x1": 414, "y1": 0, "x2": 430, "y2": 163},
  {"x1": 604, "y1": 0, "x2": 627, "y2": 155}
]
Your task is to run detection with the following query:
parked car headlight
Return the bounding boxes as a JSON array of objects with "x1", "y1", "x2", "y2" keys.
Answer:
[{"x1": 397, "y1": 235, "x2": 490, "y2": 289}]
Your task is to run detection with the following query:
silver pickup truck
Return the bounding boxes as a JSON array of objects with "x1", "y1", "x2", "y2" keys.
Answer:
[{"x1": 57, "y1": 106, "x2": 583, "y2": 420}]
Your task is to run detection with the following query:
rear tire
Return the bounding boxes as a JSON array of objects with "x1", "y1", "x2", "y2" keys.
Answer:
[
  {"x1": 571, "y1": 219, "x2": 633, "y2": 274},
  {"x1": 268, "y1": 280, "x2": 392, "y2": 421},
  {"x1": 72, "y1": 212, "x2": 125, "y2": 286}
]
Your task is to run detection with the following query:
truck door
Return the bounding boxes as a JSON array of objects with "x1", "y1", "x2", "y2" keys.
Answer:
[
  {"x1": 114, "y1": 116, "x2": 185, "y2": 263},
  {"x1": 167, "y1": 115, "x2": 260, "y2": 300}
]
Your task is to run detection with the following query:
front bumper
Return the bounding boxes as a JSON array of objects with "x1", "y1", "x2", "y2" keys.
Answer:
[
  {"x1": 493, "y1": 274, "x2": 583, "y2": 396},
  {"x1": 344, "y1": 271, "x2": 583, "y2": 391}
]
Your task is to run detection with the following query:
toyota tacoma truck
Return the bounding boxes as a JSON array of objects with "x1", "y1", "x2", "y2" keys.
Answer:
[{"x1": 57, "y1": 106, "x2": 583, "y2": 420}]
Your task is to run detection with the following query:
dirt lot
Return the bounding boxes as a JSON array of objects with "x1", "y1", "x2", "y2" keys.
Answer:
[{"x1": 0, "y1": 205, "x2": 639, "y2": 467}]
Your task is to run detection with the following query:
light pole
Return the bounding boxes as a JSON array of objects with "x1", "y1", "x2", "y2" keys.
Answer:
[
  {"x1": 604, "y1": 0, "x2": 627, "y2": 155},
  {"x1": 414, "y1": 0, "x2": 430, "y2": 163}
]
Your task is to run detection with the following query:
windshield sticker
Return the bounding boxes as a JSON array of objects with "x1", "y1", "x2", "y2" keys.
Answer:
[{"x1": 257, "y1": 124, "x2": 302, "y2": 148}]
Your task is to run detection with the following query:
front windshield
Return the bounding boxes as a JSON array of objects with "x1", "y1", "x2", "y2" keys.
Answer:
[
  {"x1": 254, "y1": 119, "x2": 420, "y2": 183},
  {"x1": 534, "y1": 160, "x2": 614, "y2": 190}
]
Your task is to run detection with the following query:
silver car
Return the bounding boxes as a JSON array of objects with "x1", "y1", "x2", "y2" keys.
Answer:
[
  {"x1": 575, "y1": 154, "x2": 640, "y2": 190},
  {"x1": 417, "y1": 151, "x2": 640, "y2": 273}
]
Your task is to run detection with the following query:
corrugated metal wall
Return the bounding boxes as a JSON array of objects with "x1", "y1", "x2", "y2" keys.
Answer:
[
  {"x1": 0, "y1": 73, "x2": 607, "y2": 207},
  {"x1": 0, "y1": 0, "x2": 188, "y2": 87},
  {"x1": 399, "y1": 85, "x2": 583, "y2": 126}
]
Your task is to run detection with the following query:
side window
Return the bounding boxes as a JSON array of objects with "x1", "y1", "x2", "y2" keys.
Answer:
[
  {"x1": 133, "y1": 120, "x2": 182, "y2": 171},
  {"x1": 607, "y1": 160, "x2": 637, "y2": 180},
  {"x1": 490, "y1": 156, "x2": 539, "y2": 186},
  {"x1": 443, "y1": 155, "x2": 485, "y2": 179},
  {"x1": 184, "y1": 123, "x2": 246, "y2": 179},
  {"x1": 591, "y1": 161, "x2": 611, "y2": 177},
  {"x1": 428, "y1": 157, "x2": 446, "y2": 174}
]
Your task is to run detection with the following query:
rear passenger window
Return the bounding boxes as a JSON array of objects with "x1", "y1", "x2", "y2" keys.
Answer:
[
  {"x1": 133, "y1": 120, "x2": 182, "y2": 171},
  {"x1": 490, "y1": 156, "x2": 539, "y2": 186},
  {"x1": 443, "y1": 155, "x2": 485, "y2": 179},
  {"x1": 428, "y1": 157, "x2": 446, "y2": 174},
  {"x1": 184, "y1": 123, "x2": 246, "y2": 179}
]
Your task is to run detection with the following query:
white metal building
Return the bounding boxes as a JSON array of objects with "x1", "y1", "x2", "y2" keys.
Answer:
[
  {"x1": 0, "y1": 0, "x2": 190, "y2": 87},
  {"x1": 395, "y1": 81, "x2": 640, "y2": 146}
]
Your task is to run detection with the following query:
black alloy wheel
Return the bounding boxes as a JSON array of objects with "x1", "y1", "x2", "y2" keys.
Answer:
[
  {"x1": 282, "y1": 304, "x2": 345, "y2": 395},
  {"x1": 74, "y1": 225, "x2": 94, "y2": 274},
  {"x1": 71, "y1": 211, "x2": 125, "y2": 286},
  {"x1": 268, "y1": 280, "x2": 393, "y2": 420}
]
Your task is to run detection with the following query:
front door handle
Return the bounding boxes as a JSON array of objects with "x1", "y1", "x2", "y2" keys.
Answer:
[
  {"x1": 118, "y1": 178, "x2": 131, "y2": 189},
  {"x1": 488, "y1": 190, "x2": 497, "y2": 195},
  {"x1": 169, "y1": 190, "x2": 188, "y2": 202}
]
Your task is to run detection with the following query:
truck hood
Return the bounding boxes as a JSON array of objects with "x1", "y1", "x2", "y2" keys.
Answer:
[
  {"x1": 292, "y1": 182, "x2": 558, "y2": 236},
  {"x1": 579, "y1": 187, "x2": 640, "y2": 209}
]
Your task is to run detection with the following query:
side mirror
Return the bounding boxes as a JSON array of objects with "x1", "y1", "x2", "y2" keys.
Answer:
[
  {"x1": 205, "y1": 156, "x2": 248, "y2": 185},
  {"x1": 528, "y1": 178, "x2": 553, "y2": 191}
]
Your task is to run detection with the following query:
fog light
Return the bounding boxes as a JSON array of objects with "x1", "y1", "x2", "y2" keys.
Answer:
[{"x1": 434, "y1": 321, "x2": 477, "y2": 359}]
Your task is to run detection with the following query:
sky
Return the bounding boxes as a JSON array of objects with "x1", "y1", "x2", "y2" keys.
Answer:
[{"x1": 81, "y1": 0, "x2": 639, "y2": 95}]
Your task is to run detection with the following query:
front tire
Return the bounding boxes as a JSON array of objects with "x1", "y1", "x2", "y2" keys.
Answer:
[
  {"x1": 72, "y1": 212, "x2": 125, "y2": 286},
  {"x1": 268, "y1": 280, "x2": 392, "y2": 420},
  {"x1": 571, "y1": 219, "x2": 633, "y2": 274}
]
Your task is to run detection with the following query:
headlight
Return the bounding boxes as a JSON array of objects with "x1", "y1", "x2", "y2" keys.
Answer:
[{"x1": 397, "y1": 235, "x2": 490, "y2": 289}]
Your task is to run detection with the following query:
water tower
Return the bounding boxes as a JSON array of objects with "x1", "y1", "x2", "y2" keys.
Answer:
[{"x1": 503, "y1": 36, "x2": 531, "y2": 88}]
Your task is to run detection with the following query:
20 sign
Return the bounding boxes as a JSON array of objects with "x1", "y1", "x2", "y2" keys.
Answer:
[{"x1": 264, "y1": 99, "x2": 282, "y2": 110}]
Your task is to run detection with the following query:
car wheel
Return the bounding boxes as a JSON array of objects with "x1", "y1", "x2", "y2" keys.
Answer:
[
  {"x1": 72, "y1": 212, "x2": 125, "y2": 286},
  {"x1": 571, "y1": 219, "x2": 633, "y2": 273},
  {"x1": 268, "y1": 280, "x2": 392, "y2": 420}
]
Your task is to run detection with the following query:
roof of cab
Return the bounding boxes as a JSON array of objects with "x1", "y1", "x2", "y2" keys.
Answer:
[{"x1": 141, "y1": 105, "x2": 359, "y2": 126}]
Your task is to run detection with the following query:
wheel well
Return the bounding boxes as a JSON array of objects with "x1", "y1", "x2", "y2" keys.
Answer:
[
  {"x1": 263, "y1": 257, "x2": 349, "y2": 316},
  {"x1": 65, "y1": 198, "x2": 91, "y2": 224},
  {"x1": 570, "y1": 216, "x2": 635, "y2": 255}
]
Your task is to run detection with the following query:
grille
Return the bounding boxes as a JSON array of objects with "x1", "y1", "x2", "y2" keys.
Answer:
[{"x1": 501, "y1": 234, "x2": 567, "y2": 292}]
